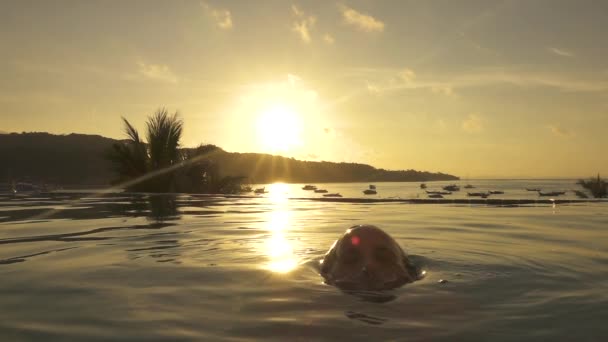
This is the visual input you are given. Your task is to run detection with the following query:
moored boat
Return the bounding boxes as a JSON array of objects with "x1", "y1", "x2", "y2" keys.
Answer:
[
  {"x1": 426, "y1": 190, "x2": 451, "y2": 195},
  {"x1": 538, "y1": 191, "x2": 566, "y2": 196},
  {"x1": 323, "y1": 193, "x2": 343, "y2": 197},
  {"x1": 468, "y1": 192, "x2": 490, "y2": 198},
  {"x1": 443, "y1": 184, "x2": 460, "y2": 192}
]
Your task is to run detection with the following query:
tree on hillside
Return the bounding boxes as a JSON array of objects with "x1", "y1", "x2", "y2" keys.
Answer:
[
  {"x1": 106, "y1": 109, "x2": 244, "y2": 193},
  {"x1": 577, "y1": 174, "x2": 607, "y2": 198},
  {"x1": 106, "y1": 108, "x2": 182, "y2": 192}
]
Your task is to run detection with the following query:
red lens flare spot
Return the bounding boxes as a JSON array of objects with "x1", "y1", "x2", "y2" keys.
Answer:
[{"x1": 351, "y1": 236, "x2": 360, "y2": 246}]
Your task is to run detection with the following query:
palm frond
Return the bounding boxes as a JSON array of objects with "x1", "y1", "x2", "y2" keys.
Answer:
[
  {"x1": 146, "y1": 108, "x2": 183, "y2": 170},
  {"x1": 122, "y1": 117, "x2": 141, "y2": 144}
]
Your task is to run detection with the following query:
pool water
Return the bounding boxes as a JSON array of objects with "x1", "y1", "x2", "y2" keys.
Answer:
[{"x1": 1, "y1": 185, "x2": 607, "y2": 341}]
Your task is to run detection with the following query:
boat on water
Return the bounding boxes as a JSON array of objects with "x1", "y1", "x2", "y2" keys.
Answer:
[
  {"x1": 10, "y1": 182, "x2": 42, "y2": 194},
  {"x1": 538, "y1": 191, "x2": 566, "y2": 196},
  {"x1": 428, "y1": 193, "x2": 443, "y2": 198},
  {"x1": 241, "y1": 186, "x2": 253, "y2": 193},
  {"x1": 314, "y1": 189, "x2": 328, "y2": 193},
  {"x1": 369, "y1": 185, "x2": 376, "y2": 190},
  {"x1": 443, "y1": 184, "x2": 460, "y2": 192},
  {"x1": 464, "y1": 184, "x2": 475, "y2": 189},
  {"x1": 468, "y1": 192, "x2": 490, "y2": 198},
  {"x1": 420, "y1": 183, "x2": 427, "y2": 189},
  {"x1": 489, "y1": 190, "x2": 504, "y2": 195},
  {"x1": 302, "y1": 185, "x2": 317, "y2": 190},
  {"x1": 254, "y1": 187, "x2": 267, "y2": 194},
  {"x1": 323, "y1": 193, "x2": 343, "y2": 197},
  {"x1": 426, "y1": 190, "x2": 451, "y2": 195},
  {"x1": 526, "y1": 188, "x2": 541, "y2": 191},
  {"x1": 363, "y1": 189, "x2": 377, "y2": 195}
]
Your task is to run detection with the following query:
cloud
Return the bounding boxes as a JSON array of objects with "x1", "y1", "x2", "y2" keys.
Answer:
[
  {"x1": 364, "y1": 68, "x2": 416, "y2": 94},
  {"x1": 462, "y1": 114, "x2": 483, "y2": 133},
  {"x1": 347, "y1": 66, "x2": 608, "y2": 95},
  {"x1": 202, "y1": 2, "x2": 233, "y2": 30},
  {"x1": 398, "y1": 69, "x2": 415, "y2": 82},
  {"x1": 291, "y1": 5, "x2": 316, "y2": 43},
  {"x1": 431, "y1": 85, "x2": 455, "y2": 97},
  {"x1": 366, "y1": 82, "x2": 381, "y2": 94},
  {"x1": 291, "y1": 4, "x2": 304, "y2": 17},
  {"x1": 136, "y1": 62, "x2": 178, "y2": 83},
  {"x1": 548, "y1": 47, "x2": 574, "y2": 58},
  {"x1": 340, "y1": 5, "x2": 385, "y2": 32},
  {"x1": 287, "y1": 73, "x2": 301, "y2": 86},
  {"x1": 548, "y1": 124, "x2": 575, "y2": 138},
  {"x1": 323, "y1": 33, "x2": 335, "y2": 45}
]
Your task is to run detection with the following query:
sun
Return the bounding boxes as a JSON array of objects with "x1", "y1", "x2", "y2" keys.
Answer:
[{"x1": 256, "y1": 104, "x2": 302, "y2": 152}]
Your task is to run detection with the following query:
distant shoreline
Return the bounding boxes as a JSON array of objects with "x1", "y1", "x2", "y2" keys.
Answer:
[{"x1": 1, "y1": 132, "x2": 458, "y2": 186}]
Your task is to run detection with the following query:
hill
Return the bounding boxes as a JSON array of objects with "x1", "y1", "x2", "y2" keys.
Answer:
[
  {"x1": 0, "y1": 132, "x2": 117, "y2": 186},
  {"x1": 0, "y1": 132, "x2": 458, "y2": 186}
]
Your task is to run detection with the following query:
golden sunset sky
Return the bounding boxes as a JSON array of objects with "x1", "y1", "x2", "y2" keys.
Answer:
[{"x1": 1, "y1": 0, "x2": 607, "y2": 178}]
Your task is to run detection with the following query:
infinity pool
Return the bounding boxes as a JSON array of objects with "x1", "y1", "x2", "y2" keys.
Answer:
[{"x1": 1, "y1": 191, "x2": 606, "y2": 341}]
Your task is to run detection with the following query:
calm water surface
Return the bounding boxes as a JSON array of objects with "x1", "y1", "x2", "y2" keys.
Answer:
[{"x1": 1, "y1": 181, "x2": 607, "y2": 341}]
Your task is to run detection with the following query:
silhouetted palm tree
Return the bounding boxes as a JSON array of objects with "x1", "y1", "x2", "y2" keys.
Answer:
[
  {"x1": 106, "y1": 108, "x2": 183, "y2": 192},
  {"x1": 106, "y1": 117, "x2": 149, "y2": 190},
  {"x1": 106, "y1": 109, "x2": 244, "y2": 193},
  {"x1": 146, "y1": 108, "x2": 183, "y2": 171}
]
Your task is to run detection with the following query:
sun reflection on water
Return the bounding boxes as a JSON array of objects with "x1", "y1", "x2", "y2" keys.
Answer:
[
  {"x1": 263, "y1": 185, "x2": 299, "y2": 273},
  {"x1": 267, "y1": 182, "x2": 290, "y2": 203}
]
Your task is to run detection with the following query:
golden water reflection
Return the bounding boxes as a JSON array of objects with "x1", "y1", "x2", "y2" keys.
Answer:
[
  {"x1": 263, "y1": 186, "x2": 299, "y2": 273},
  {"x1": 267, "y1": 182, "x2": 290, "y2": 203}
]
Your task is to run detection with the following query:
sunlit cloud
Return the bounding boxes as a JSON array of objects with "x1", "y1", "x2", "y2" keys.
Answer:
[
  {"x1": 431, "y1": 85, "x2": 455, "y2": 97},
  {"x1": 366, "y1": 82, "x2": 381, "y2": 94},
  {"x1": 291, "y1": 4, "x2": 304, "y2": 17},
  {"x1": 548, "y1": 47, "x2": 574, "y2": 58},
  {"x1": 458, "y1": 31, "x2": 500, "y2": 57},
  {"x1": 346, "y1": 66, "x2": 608, "y2": 95},
  {"x1": 363, "y1": 68, "x2": 416, "y2": 94},
  {"x1": 323, "y1": 33, "x2": 335, "y2": 45},
  {"x1": 459, "y1": 70, "x2": 608, "y2": 92},
  {"x1": 287, "y1": 73, "x2": 301, "y2": 86},
  {"x1": 136, "y1": 62, "x2": 178, "y2": 83},
  {"x1": 548, "y1": 124, "x2": 575, "y2": 138},
  {"x1": 398, "y1": 69, "x2": 416, "y2": 82},
  {"x1": 291, "y1": 5, "x2": 316, "y2": 43},
  {"x1": 202, "y1": 2, "x2": 233, "y2": 29},
  {"x1": 340, "y1": 4, "x2": 385, "y2": 32},
  {"x1": 462, "y1": 114, "x2": 483, "y2": 133}
]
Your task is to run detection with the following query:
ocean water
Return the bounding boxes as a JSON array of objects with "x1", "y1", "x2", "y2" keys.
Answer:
[{"x1": 1, "y1": 181, "x2": 607, "y2": 341}]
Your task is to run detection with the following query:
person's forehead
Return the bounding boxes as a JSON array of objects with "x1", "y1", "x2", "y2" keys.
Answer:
[{"x1": 344, "y1": 228, "x2": 393, "y2": 247}]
